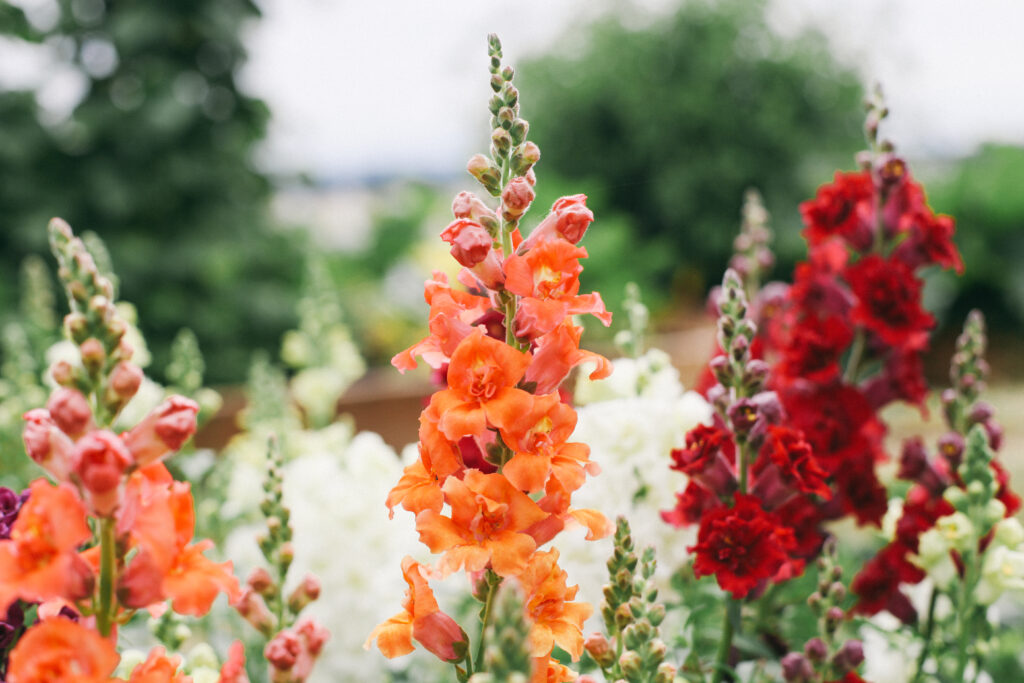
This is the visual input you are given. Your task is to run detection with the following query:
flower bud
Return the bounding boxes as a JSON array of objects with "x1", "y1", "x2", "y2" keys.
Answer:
[
  {"x1": 72, "y1": 430, "x2": 133, "y2": 515},
  {"x1": 781, "y1": 652, "x2": 814, "y2": 682},
  {"x1": 491, "y1": 127, "x2": 512, "y2": 157},
  {"x1": 109, "y1": 361, "x2": 144, "y2": 400},
  {"x1": 47, "y1": 388, "x2": 92, "y2": 438},
  {"x1": 288, "y1": 573, "x2": 322, "y2": 614},
  {"x1": 584, "y1": 633, "x2": 614, "y2": 668},
  {"x1": 265, "y1": 630, "x2": 301, "y2": 672},
  {"x1": 50, "y1": 360, "x2": 76, "y2": 386},
  {"x1": 511, "y1": 142, "x2": 540, "y2": 176},
  {"x1": 804, "y1": 637, "x2": 827, "y2": 662},
  {"x1": 832, "y1": 639, "x2": 864, "y2": 674},
  {"x1": 65, "y1": 312, "x2": 89, "y2": 343},
  {"x1": 440, "y1": 219, "x2": 492, "y2": 268},
  {"x1": 501, "y1": 177, "x2": 535, "y2": 218},
  {"x1": 247, "y1": 567, "x2": 276, "y2": 596},
  {"x1": 80, "y1": 338, "x2": 106, "y2": 373},
  {"x1": 618, "y1": 650, "x2": 642, "y2": 678},
  {"x1": 123, "y1": 395, "x2": 200, "y2": 467}
]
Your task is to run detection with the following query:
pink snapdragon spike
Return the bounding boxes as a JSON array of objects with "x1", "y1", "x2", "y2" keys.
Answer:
[
  {"x1": 265, "y1": 619, "x2": 330, "y2": 683},
  {"x1": 21, "y1": 409, "x2": 74, "y2": 483},
  {"x1": 72, "y1": 430, "x2": 133, "y2": 516},
  {"x1": 47, "y1": 388, "x2": 93, "y2": 438}
]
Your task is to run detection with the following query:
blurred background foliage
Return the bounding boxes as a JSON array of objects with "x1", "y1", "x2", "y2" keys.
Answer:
[
  {"x1": 2, "y1": 0, "x2": 1024, "y2": 387},
  {"x1": 0, "y1": 0, "x2": 304, "y2": 383}
]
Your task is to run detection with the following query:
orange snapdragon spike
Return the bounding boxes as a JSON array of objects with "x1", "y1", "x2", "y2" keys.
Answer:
[
  {"x1": 366, "y1": 556, "x2": 467, "y2": 662},
  {"x1": 393, "y1": 272, "x2": 492, "y2": 372},
  {"x1": 429, "y1": 329, "x2": 535, "y2": 441},
  {"x1": 0, "y1": 479, "x2": 94, "y2": 613},
  {"x1": 6, "y1": 617, "x2": 119, "y2": 683},
  {"x1": 416, "y1": 470, "x2": 550, "y2": 577},
  {"x1": 519, "y1": 549, "x2": 592, "y2": 660}
]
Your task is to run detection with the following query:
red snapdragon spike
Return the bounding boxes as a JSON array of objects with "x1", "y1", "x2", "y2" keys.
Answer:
[
  {"x1": 850, "y1": 545, "x2": 919, "y2": 624},
  {"x1": 688, "y1": 493, "x2": 795, "y2": 599},
  {"x1": 845, "y1": 254, "x2": 934, "y2": 351},
  {"x1": 661, "y1": 481, "x2": 717, "y2": 528},
  {"x1": 895, "y1": 208, "x2": 964, "y2": 274}
]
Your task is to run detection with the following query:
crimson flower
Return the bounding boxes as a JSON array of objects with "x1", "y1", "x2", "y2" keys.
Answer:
[
  {"x1": 846, "y1": 254, "x2": 934, "y2": 351},
  {"x1": 800, "y1": 171, "x2": 875, "y2": 251},
  {"x1": 689, "y1": 493, "x2": 793, "y2": 598}
]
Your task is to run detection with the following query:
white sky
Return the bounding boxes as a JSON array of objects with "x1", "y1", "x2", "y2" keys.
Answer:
[
  {"x1": 4, "y1": 0, "x2": 1024, "y2": 180},
  {"x1": 238, "y1": 0, "x2": 1024, "y2": 179}
]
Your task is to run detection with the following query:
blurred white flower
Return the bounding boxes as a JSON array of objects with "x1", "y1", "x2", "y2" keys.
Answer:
[{"x1": 558, "y1": 349, "x2": 711, "y2": 633}]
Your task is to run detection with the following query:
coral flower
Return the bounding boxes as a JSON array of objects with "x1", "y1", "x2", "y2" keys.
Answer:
[
  {"x1": 416, "y1": 470, "x2": 549, "y2": 577},
  {"x1": 519, "y1": 549, "x2": 592, "y2": 660},
  {"x1": 6, "y1": 617, "x2": 119, "y2": 683},
  {"x1": 366, "y1": 556, "x2": 467, "y2": 662},
  {"x1": 392, "y1": 273, "x2": 491, "y2": 372},
  {"x1": 505, "y1": 240, "x2": 611, "y2": 339},
  {"x1": 0, "y1": 480, "x2": 93, "y2": 613},
  {"x1": 116, "y1": 465, "x2": 239, "y2": 615},
  {"x1": 800, "y1": 171, "x2": 875, "y2": 251},
  {"x1": 524, "y1": 322, "x2": 611, "y2": 395},
  {"x1": 386, "y1": 458, "x2": 444, "y2": 518},
  {"x1": 428, "y1": 329, "x2": 535, "y2": 441},
  {"x1": 124, "y1": 647, "x2": 189, "y2": 683},
  {"x1": 531, "y1": 656, "x2": 578, "y2": 683},
  {"x1": 500, "y1": 393, "x2": 596, "y2": 493}
]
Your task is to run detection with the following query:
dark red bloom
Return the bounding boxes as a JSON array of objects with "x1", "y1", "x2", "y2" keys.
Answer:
[
  {"x1": 776, "y1": 313, "x2": 854, "y2": 385},
  {"x1": 894, "y1": 208, "x2": 964, "y2": 274},
  {"x1": 755, "y1": 426, "x2": 831, "y2": 499},
  {"x1": 669, "y1": 424, "x2": 734, "y2": 475},
  {"x1": 689, "y1": 493, "x2": 794, "y2": 598},
  {"x1": 801, "y1": 171, "x2": 876, "y2": 251},
  {"x1": 833, "y1": 457, "x2": 888, "y2": 527},
  {"x1": 862, "y1": 349, "x2": 929, "y2": 412},
  {"x1": 991, "y1": 459, "x2": 1022, "y2": 517},
  {"x1": 851, "y1": 544, "x2": 918, "y2": 623},
  {"x1": 845, "y1": 255, "x2": 934, "y2": 351},
  {"x1": 661, "y1": 481, "x2": 716, "y2": 528}
]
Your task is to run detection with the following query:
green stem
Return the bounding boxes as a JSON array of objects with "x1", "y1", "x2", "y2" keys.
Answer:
[
  {"x1": 711, "y1": 599, "x2": 740, "y2": 683},
  {"x1": 911, "y1": 587, "x2": 938, "y2": 683},
  {"x1": 474, "y1": 575, "x2": 500, "y2": 672},
  {"x1": 843, "y1": 329, "x2": 866, "y2": 384},
  {"x1": 955, "y1": 558, "x2": 976, "y2": 681},
  {"x1": 96, "y1": 516, "x2": 117, "y2": 638}
]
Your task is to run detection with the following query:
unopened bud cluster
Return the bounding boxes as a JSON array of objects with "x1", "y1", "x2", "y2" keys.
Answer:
[
  {"x1": 941, "y1": 310, "x2": 998, "y2": 444},
  {"x1": 467, "y1": 585, "x2": 531, "y2": 683},
  {"x1": 48, "y1": 218, "x2": 142, "y2": 425},
  {"x1": 728, "y1": 189, "x2": 774, "y2": 293},
  {"x1": 783, "y1": 542, "x2": 863, "y2": 682},
  {"x1": 236, "y1": 437, "x2": 329, "y2": 683},
  {"x1": 466, "y1": 33, "x2": 539, "y2": 221},
  {"x1": 588, "y1": 517, "x2": 675, "y2": 683}
]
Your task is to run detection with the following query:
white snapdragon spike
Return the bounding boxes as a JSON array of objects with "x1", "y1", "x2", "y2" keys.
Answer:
[
  {"x1": 994, "y1": 517, "x2": 1024, "y2": 547},
  {"x1": 560, "y1": 349, "x2": 711, "y2": 633},
  {"x1": 860, "y1": 612, "x2": 923, "y2": 683}
]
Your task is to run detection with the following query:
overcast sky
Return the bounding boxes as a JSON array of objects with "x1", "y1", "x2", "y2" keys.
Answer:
[
  {"x1": 236, "y1": 0, "x2": 1024, "y2": 180},
  {"x1": 4, "y1": 0, "x2": 1024, "y2": 180}
]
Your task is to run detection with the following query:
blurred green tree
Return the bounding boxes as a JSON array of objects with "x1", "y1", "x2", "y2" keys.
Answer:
[
  {"x1": 519, "y1": 0, "x2": 864, "y2": 313},
  {"x1": 0, "y1": 0, "x2": 303, "y2": 383},
  {"x1": 927, "y1": 145, "x2": 1024, "y2": 334}
]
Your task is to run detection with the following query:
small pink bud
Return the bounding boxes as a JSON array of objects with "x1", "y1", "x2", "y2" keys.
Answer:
[
  {"x1": 72, "y1": 430, "x2": 132, "y2": 515},
  {"x1": 584, "y1": 633, "x2": 614, "y2": 667},
  {"x1": 234, "y1": 588, "x2": 277, "y2": 637},
  {"x1": 123, "y1": 395, "x2": 199, "y2": 467},
  {"x1": 288, "y1": 574, "x2": 322, "y2": 614},
  {"x1": 551, "y1": 194, "x2": 594, "y2": 243},
  {"x1": 50, "y1": 360, "x2": 75, "y2": 386},
  {"x1": 296, "y1": 618, "x2": 330, "y2": 656},
  {"x1": 22, "y1": 409, "x2": 75, "y2": 482},
  {"x1": 440, "y1": 219, "x2": 492, "y2": 268},
  {"x1": 264, "y1": 631, "x2": 301, "y2": 671},
  {"x1": 501, "y1": 176, "x2": 535, "y2": 217},
  {"x1": 80, "y1": 338, "x2": 106, "y2": 371},
  {"x1": 109, "y1": 361, "x2": 144, "y2": 400},
  {"x1": 247, "y1": 567, "x2": 276, "y2": 595},
  {"x1": 47, "y1": 388, "x2": 92, "y2": 437},
  {"x1": 413, "y1": 611, "x2": 468, "y2": 663}
]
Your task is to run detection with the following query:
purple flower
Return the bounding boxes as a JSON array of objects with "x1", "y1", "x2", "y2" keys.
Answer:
[{"x1": 0, "y1": 487, "x2": 27, "y2": 540}]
